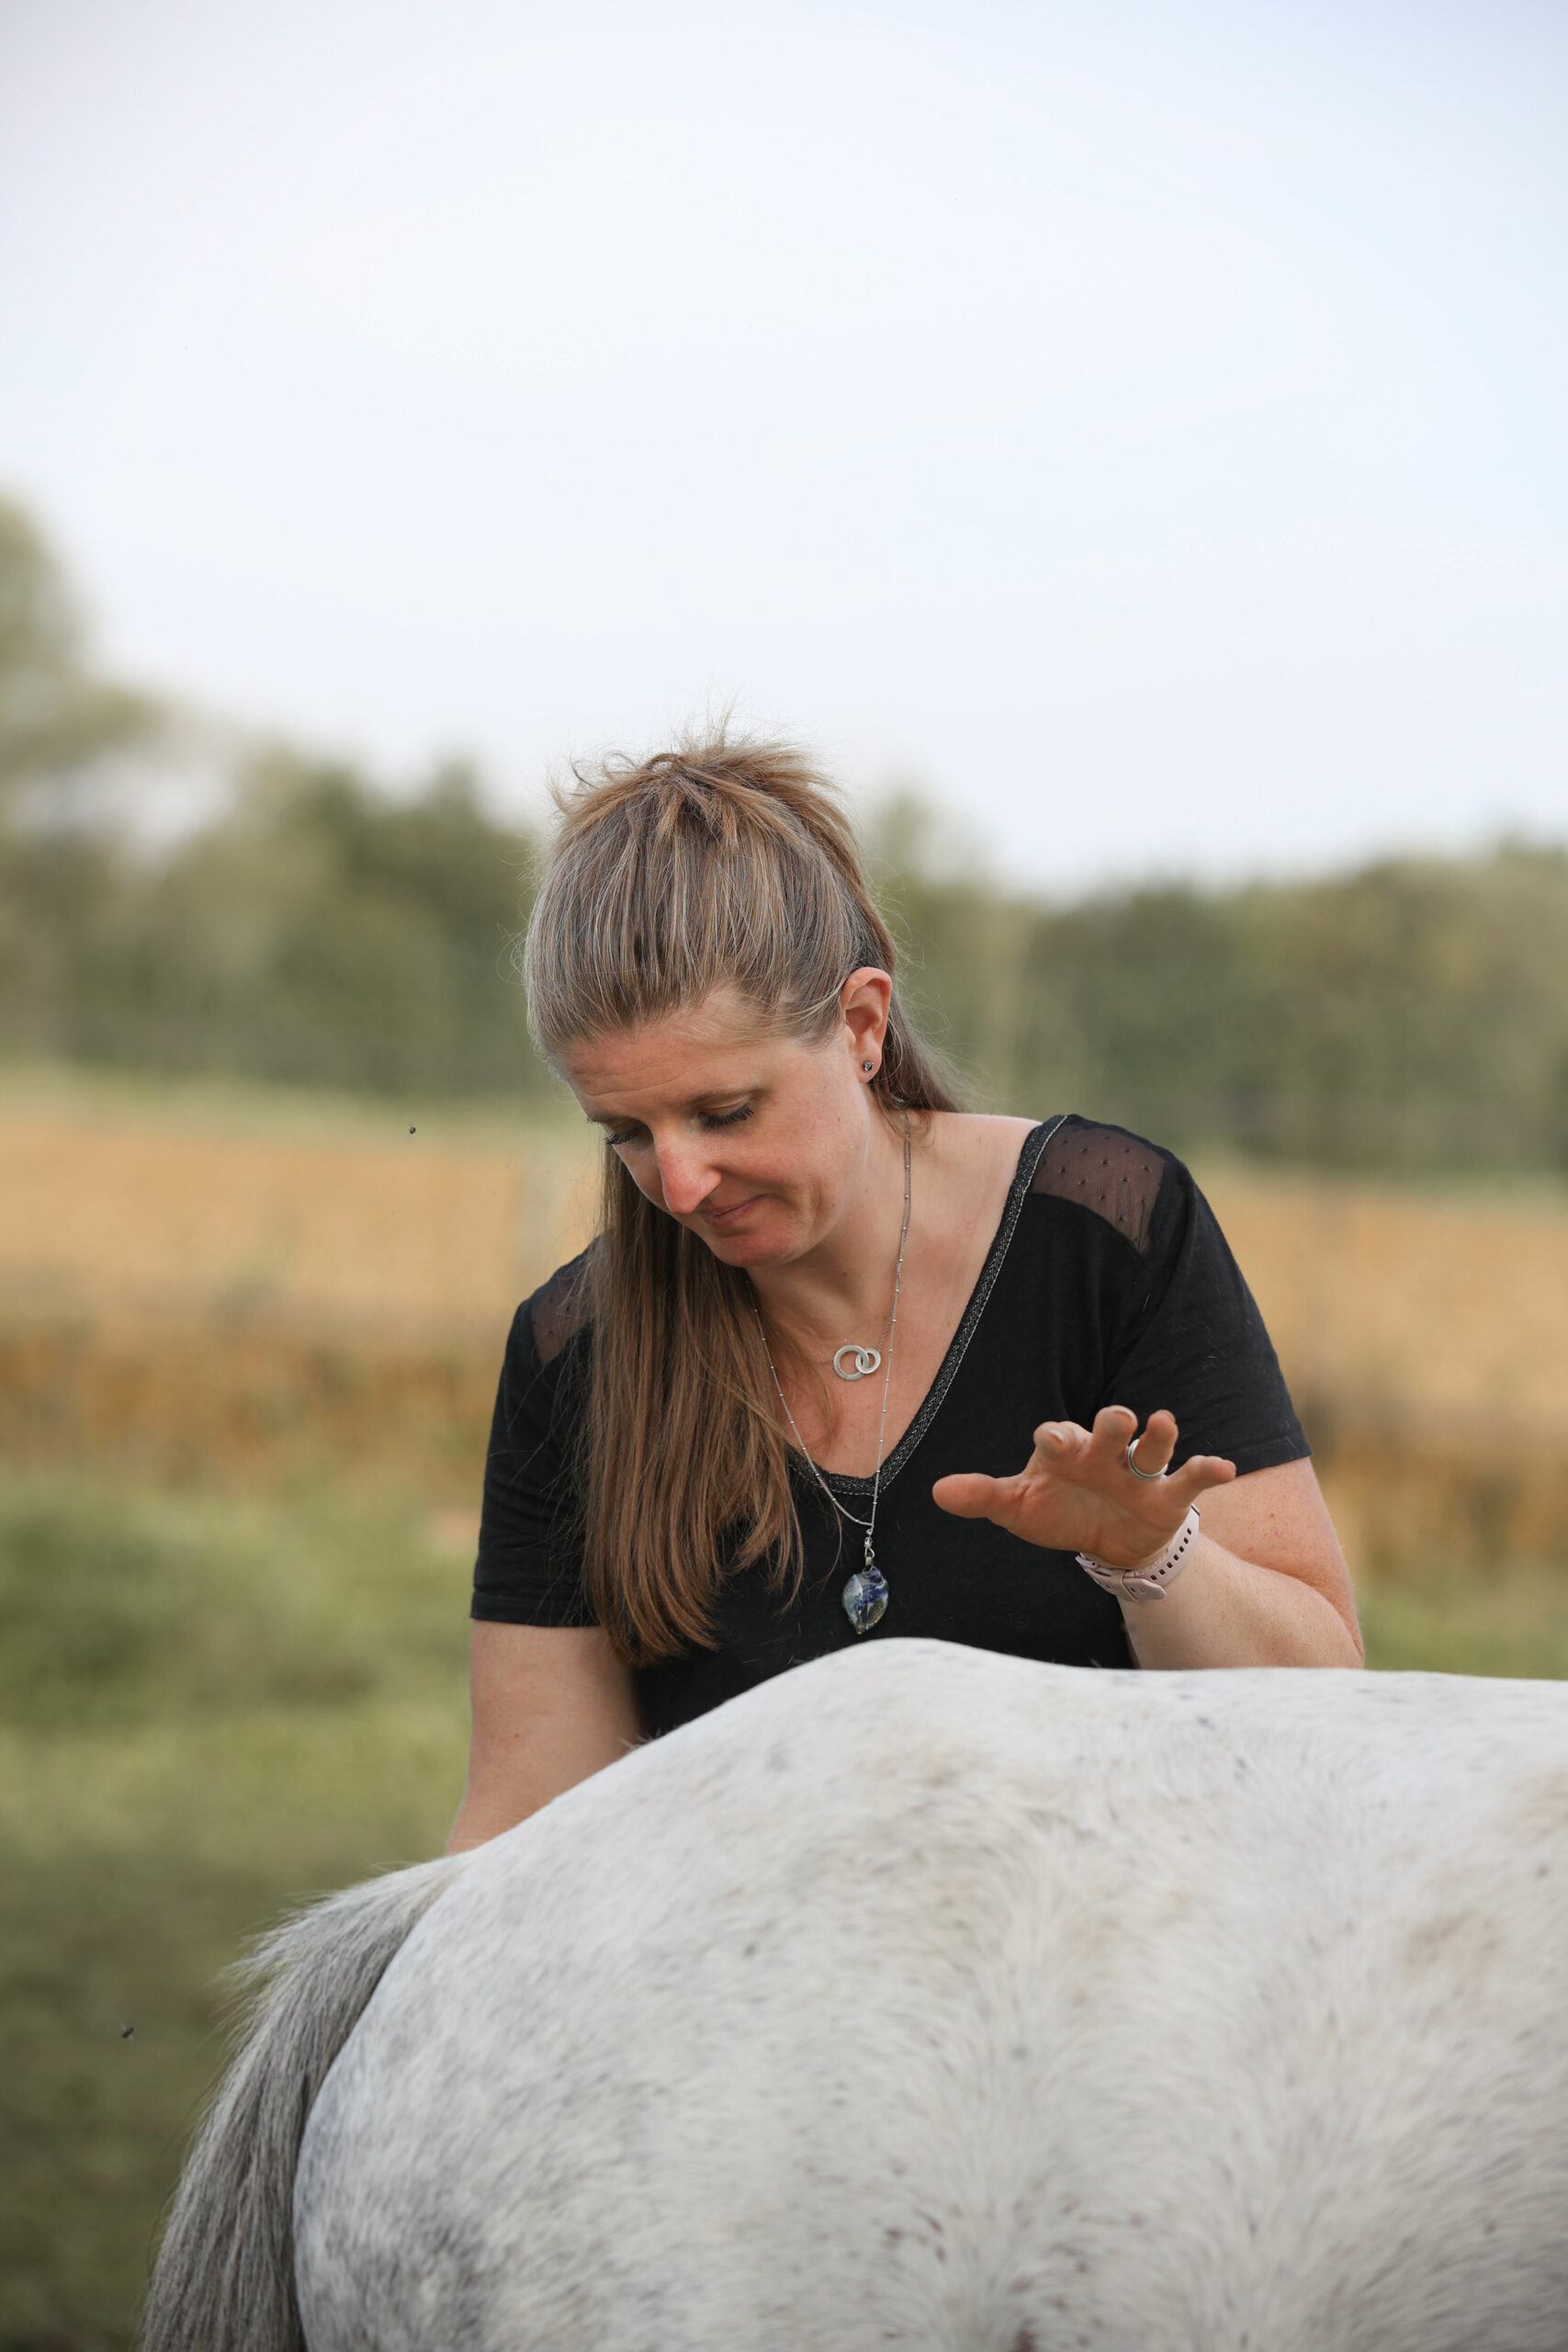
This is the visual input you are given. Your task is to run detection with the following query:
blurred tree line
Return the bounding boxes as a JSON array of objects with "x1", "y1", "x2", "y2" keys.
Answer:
[
  {"x1": 872, "y1": 799, "x2": 1568, "y2": 1171},
  {"x1": 4, "y1": 492, "x2": 1567, "y2": 1171},
  {"x1": 0, "y1": 497, "x2": 538, "y2": 1096}
]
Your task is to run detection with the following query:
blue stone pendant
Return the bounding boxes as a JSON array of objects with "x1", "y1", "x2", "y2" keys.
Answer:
[{"x1": 841, "y1": 1563, "x2": 889, "y2": 1635}]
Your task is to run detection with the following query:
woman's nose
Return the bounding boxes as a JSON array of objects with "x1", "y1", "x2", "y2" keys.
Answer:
[{"x1": 654, "y1": 1140, "x2": 718, "y2": 1216}]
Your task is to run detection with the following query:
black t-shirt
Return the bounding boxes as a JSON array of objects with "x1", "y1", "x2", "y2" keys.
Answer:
[{"x1": 472, "y1": 1116, "x2": 1309, "y2": 1736}]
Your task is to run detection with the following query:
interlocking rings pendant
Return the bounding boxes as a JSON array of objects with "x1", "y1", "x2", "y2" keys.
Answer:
[{"x1": 833, "y1": 1345, "x2": 883, "y2": 1381}]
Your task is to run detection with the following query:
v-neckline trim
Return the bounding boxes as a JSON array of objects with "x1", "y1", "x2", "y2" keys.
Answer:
[{"x1": 802, "y1": 1114, "x2": 1065, "y2": 1500}]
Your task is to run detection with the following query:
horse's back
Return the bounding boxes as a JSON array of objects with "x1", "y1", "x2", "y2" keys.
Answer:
[{"x1": 294, "y1": 1643, "x2": 1568, "y2": 2351}]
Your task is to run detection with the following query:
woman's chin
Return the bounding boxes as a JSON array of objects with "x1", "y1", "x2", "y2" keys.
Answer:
[
  {"x1": 703, "y1": 1229, "x2": 778, "y2": 1267},
  {"x1": 691, "y1": 1210, "x2": 796, "y2": 1266}
]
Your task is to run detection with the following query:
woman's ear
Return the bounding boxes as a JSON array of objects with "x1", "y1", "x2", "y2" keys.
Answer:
[{"x1": 840, "y1": 967, "x2": 893, "y2": 1075}]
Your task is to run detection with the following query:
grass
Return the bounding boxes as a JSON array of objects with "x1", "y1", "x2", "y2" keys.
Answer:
[
  {"x1": 3, "y1": 1454, "x2": 1567, "y2": 2349},
  {"x1": 1357, "y1": 1558, "x2": 1568, "y2": 1679},
  {"x1": 0, "y1": 1467, "x2": 471, "y2": 2352}
]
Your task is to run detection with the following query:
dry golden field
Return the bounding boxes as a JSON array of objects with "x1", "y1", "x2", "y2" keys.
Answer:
[
  {"x1": 0, "y1": 1073, "x2": 595, "y2": 1505},
  {"x1": 4, "y1": 1068, "x2": 1568, "y2": 1569},
  {"x1": 1201, "y1": 1165, "x2": 1568, "y2": 1576},
  {"x1": 0, "y1": 1086, "x2": 596, "y2": 1342}
]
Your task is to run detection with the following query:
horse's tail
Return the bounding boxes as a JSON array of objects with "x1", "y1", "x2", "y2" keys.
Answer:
[{"x1": 141, "y1": 1851, "x2": 468, "y2": 2352}]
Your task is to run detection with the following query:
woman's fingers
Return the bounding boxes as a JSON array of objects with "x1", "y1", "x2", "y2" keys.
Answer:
[
  {"x1": 1088, "y1": 1403, "x2": 1173, "y2": 1477},
  {"x1": 934, "y1": 1415, "x2": 1237, "y2": 1539},
  {"x1": 931, "y1": 1471, "x2": 1009, "y2": 1520},
  {"x1": 1030, "y1": 1419, "x2": 1091, "y2": 1465},
  {"x1": 1127, "y1": 1407, "x2": 1179, "y2": 1476},
  {"x1": 1093, "y1": 1406, "x2": 1238, "y2": 1491},
  {"x1": 1168, "y1": 1451, "x2": 1238, "y2": 1499}
]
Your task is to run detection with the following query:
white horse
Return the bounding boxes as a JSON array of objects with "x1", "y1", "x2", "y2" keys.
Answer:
[{"x1": 144, "y1": 1640, "x2": 1568, "y2": 2352}]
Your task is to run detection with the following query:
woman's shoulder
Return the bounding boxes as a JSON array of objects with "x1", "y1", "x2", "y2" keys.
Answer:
[
  {"x1": 1021, "y1": 1114, "x2": 1176, "y2": 1258},
  {"x1": 920, "y1": 1108, "x2": 1179, "y2": 1270},
  {"x1": 516, "y1": 1244, "x2": 598, "y2": 1370}
]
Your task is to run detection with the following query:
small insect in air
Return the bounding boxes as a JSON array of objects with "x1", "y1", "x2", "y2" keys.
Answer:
[
  {"x1": 408, "y1": 1125, "x2": 416, "y2": 1135},
  {"x1": 120, "y1": 2023, "x2": 135, "y2": 2041}
]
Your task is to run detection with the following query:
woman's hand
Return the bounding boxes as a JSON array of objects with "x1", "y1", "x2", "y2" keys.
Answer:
[{"x1": 931, "y1": 1405, "x2": 1237, "y2": 1567}]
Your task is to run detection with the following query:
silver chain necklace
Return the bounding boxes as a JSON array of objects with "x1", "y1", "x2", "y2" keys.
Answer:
[{"x1": 752, "y1": 1123, "x2": 912, "y2": 1636}]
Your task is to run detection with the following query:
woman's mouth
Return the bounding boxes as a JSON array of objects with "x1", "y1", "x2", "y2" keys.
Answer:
[{"x1": 700, "y1": 1193, "x2": 764, "y2": 1227}]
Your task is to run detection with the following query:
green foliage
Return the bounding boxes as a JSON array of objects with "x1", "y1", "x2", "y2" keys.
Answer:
[
  {"x1": 4, "y1": 492, "x2": 1568, "y2": 1166},
  {"x1": 874, "y1": 808, "x2": 1568, "y2": 1173},
  {"x1": 2, "y1": 748, "x2": 545, "y2": 1093}
]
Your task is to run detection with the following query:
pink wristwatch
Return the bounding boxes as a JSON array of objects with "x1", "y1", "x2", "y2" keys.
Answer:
[{"x1": 1077, "y1": 1505, "x2": 1201, "y2": 1602}]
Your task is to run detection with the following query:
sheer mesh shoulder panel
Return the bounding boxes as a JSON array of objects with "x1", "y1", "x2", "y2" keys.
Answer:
[
  {"x1": 530, "y1": 1250, "x2": 596, "y2": 1365},
  {"x1": 1031, "y1": 1122, "x2": 1164, "y2": 1257}
]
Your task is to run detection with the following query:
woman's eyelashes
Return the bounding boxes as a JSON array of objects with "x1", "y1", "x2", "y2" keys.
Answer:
[{"x1": 602, "y1": 1103, "x2": 754, "y2": 1149}]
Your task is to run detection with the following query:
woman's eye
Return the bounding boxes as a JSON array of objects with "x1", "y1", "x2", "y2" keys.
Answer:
[{"x1": 602, "y1": 1105, "x2": 750, "y2": 1147}]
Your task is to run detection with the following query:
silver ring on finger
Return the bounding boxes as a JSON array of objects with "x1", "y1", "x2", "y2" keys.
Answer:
[{"x1": 1124, "y1": 1436, "x2": 1167, "y2": 1483}]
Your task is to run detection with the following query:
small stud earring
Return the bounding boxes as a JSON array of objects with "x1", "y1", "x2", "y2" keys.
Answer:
[{"x1": 863, "y1": 1060, "x2": 874, "y2": 1075}]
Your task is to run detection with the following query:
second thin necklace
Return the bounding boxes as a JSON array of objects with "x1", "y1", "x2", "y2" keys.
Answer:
[{"x1": 753, "y1": 1121, "x2": 912, "y2": 1636}]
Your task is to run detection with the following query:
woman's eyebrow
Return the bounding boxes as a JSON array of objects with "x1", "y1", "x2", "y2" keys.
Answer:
[
  {"x1": 681, "y1": 1083, "x2": 762, "y2": 1114},
  {"x1": 583, "y1": 1084, "x2": 761, "y2": 1125}
]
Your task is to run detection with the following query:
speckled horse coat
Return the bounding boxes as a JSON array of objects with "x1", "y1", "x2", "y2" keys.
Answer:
[{"x1": 144, "y1": 1642, "x2": 1568, "y2": 2352}]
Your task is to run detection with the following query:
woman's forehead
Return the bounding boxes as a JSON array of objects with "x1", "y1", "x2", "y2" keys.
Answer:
[{"x1": 562, "y1": 989, "x2": 795, "y2": 1098}]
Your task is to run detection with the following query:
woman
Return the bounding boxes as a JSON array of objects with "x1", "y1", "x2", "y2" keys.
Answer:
[{"x1": 448, "y1": 736, "x2": 1360, "y2": 1851}]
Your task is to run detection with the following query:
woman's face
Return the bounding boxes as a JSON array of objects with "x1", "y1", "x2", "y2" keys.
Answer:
[{"x1": 559, "y1": 977, "x2": 891, "y2": 1269}]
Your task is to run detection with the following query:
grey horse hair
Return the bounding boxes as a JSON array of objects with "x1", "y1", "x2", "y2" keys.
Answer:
[
  {"x1": 141, "y1": 1852, "x2": 468, "y2": 2352},
  {"x1": 139, "y1": 1647, "x2": 1568, "y2": 2349}
]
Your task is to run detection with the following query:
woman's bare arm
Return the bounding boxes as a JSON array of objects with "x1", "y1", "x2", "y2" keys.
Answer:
[
  {"x1": 934, "y1": 1406, "x2": 1361, "y2": 1668},
  {"x1": 446, "y1": 1623, "x2": 643, "y2": 1853},
  {"x1": 1115, "y1": 1454, "x2": 1361, "y2": 1668}
]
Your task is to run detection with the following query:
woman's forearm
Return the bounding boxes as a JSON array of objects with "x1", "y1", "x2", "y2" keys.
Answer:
[{"x1": 1117, "y1": 1532, "x2": 1364, "y2": 1669}]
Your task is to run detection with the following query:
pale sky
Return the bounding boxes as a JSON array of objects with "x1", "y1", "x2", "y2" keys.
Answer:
[{"x1": 2, "y1": 0, "x2": 1564, "y2": 888}]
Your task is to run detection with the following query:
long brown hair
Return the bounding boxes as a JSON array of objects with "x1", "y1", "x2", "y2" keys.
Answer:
[{"x1": 520, "y1": 730, "x2": 961, "y2": 1662}]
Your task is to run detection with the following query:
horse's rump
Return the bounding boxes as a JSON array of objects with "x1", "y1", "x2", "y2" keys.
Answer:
[{"x1": 288, "y1": 1643, "x2": 1568, "y2": 2352}]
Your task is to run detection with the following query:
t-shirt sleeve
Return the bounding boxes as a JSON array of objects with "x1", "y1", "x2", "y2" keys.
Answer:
[
  {"x1": 470, "y1": 1297, "x2": 596, "y2": 1627},
  {"x1": 1100, "y1": 1154, "x2": 1309, "y2": 1478}
]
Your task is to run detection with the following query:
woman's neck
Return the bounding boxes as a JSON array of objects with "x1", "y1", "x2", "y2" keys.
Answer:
[{"x1": 748, "y1": 1111, "x2": 919, "y2": 1358}]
